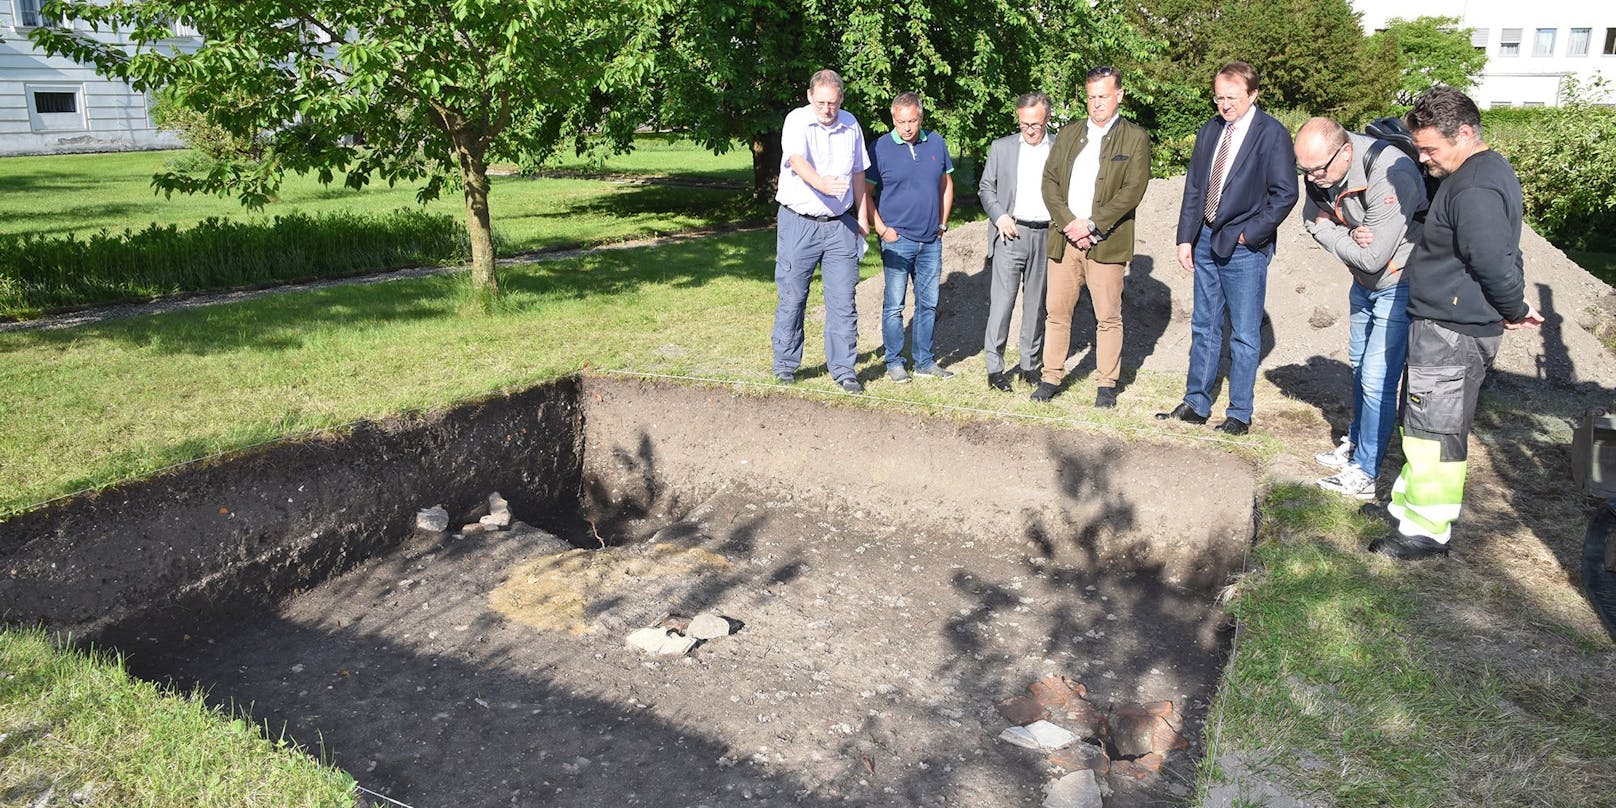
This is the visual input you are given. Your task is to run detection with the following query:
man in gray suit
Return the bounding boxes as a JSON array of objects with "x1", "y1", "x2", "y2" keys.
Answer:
[{"x1": 978, "y1": 92, "x2": 1055, "y2": 392}]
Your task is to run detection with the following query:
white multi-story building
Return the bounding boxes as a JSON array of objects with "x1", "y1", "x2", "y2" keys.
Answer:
[
  {"x1": 1355, "y1": 0, "x2": 1614, "y2": 108},
  {"x1": 1, "y1": 1, "x2": 198, "y2": 156}
]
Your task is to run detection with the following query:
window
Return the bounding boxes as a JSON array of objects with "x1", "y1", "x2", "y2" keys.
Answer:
[
  {"x1": 1605, "y1": 28, "x2": 1616, "y2": 55},
  {"x1": 1492, "y1": 101, "x2": 1512, "y2": 109},
  {"x1": 26, "y1": 84, "x2": 85, "y2": 131},
  {"x1": 1522, "y1": 101, "x2": 1546, "y2": 108},
  {"x1": 33, "y1": 92, "x2": 75, "y2": 114},
  {"x1": 1534, "y1": 28, "x2": 1557, "y2": 57},
  {"x1": 13, "y1": 0, "x2": 54, "y2": 27},
  {"x1": 1570, "y1": 28, "x2": 1591, "y2": 57},
  {"x1": 1500, "y1": 28, "x2": 1522, "y2": 57},
  {"x1": 1471, "y1": 28, "x2": 1490, "y2": 51}
]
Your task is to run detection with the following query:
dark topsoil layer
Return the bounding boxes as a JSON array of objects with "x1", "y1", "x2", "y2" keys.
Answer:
[{"x1": 2, "y1": 376, "x2": 1259, "y2": 807}]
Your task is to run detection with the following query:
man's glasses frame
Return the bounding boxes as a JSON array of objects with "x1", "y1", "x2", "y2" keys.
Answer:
[{"x1": 1297, "y1": 142, "x2": 1348, "y2": 179}]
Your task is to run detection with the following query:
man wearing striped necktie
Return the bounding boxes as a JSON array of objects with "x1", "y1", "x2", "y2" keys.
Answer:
[{"x1": 1158, "y1": 61, "x2": 1298, "y2": 436}]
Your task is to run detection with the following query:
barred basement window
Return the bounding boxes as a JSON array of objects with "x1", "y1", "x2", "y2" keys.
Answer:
[{"x1": 33, "y1": 92, "x2": 76, "y2": 114}]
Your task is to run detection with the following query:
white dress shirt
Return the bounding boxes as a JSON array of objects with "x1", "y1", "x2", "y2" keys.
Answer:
[
  {"x1": 1009, "y1": 136, "x2": 1053, "y2": 222},
  {"x1": 1066, "y1": 115, "x2": 1118, "y2": 222},
  {"x1": 1205, "y1": 103, "x2": 1257, "y2": 202}
]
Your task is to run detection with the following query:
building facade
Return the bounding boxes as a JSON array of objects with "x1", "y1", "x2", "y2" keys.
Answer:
[
  {"x1": 1, "y1": 1, "x2": 198, "y2": 156},
  {"x1": 1355, "y1": 0, "x2": 1615, "y2": 108}
]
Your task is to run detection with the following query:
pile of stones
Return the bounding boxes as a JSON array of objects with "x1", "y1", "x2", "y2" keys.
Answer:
[
  {"x1": 993, "y1": 675, "x2": 1189, "y2": 808},
  {"x1": 625, "y1": 612, "x2": 736, "y2": 656}
]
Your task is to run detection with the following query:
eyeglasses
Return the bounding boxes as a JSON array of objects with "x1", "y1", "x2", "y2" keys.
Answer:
[
  {"x1": 1018, "y1": 120, "x2": 1047, "y2": 131},
  {"x1": 1296, "y1": 142, "x2": 1347, "y2": 178}
]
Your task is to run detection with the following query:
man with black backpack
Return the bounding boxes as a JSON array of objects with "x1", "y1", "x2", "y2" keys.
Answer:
[{"x1": 1294, "y1": 116, "x2": 1428, "y2": 501}]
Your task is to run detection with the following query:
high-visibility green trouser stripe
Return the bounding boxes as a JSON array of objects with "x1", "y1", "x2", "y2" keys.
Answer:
[{"x1": 1388, "y1": 430, "x2": 1466, "y2": 540}]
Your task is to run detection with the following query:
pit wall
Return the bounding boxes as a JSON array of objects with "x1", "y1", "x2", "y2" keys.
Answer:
[
  {"x1": 580, "y1": 377, "x2": 1257, "y2": 592},
  {"x1": 1, "y1": 374, "x2": 1258, "y2": 642},
  {"x1": 0, "y1": 378, "x2": 584, "y2": 641}
]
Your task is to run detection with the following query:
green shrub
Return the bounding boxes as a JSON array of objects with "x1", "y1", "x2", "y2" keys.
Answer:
[
  {"x1": 1495, "y1": 78, "x2": 1616, "y2": 252},
  {"x1": 0, "y1": 209, "x2": 473, "y2": 317}
]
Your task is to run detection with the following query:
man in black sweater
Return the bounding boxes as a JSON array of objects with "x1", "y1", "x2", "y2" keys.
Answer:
[{"x1": 1376, "y1": 87, "x2": 1543, "y2": 560}]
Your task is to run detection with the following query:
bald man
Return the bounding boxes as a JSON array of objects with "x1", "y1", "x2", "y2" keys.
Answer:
[{"x1": 1294, "y1": 116, "x2": 1426, "y2": 502}]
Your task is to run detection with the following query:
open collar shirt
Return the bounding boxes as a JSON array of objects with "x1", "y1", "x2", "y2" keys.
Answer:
[
  {"x1": 1010, "y1": 135, "x2": 1053, "y2": 222},
  {"x1": 775, "y1": 105, "x2": 869, "y2": 217},
  {"x1": 1065, "y1": 114, "x2": 1118, "y2": 222}
]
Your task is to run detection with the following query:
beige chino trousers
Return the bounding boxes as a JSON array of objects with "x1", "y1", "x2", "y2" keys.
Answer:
[{"x1": 1041, "y1": 248, "x2": 1125, "y2": 388}]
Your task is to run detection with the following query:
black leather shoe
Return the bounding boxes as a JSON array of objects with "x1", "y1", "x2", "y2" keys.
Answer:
[
  {"x1": 1094, "y1": 387, "x2": 1117, "y2": 408},
  {"x1": 1022, "y1": 369, "x2": 1042, "y2": 387},
  {"x1": 1155, "y1": 402, "x2": 1207, "y2": 424},
  {"x1": 1215, "y1": 418, "x2": 1250, "y2": 436},
  {"x1": 837, "y1": 377, "x2": 864, "y2": 394},
  {"x1": 1368, "y1": 531, "x2": 1450, "y2": 560},
  {"x1": 1029, "y1": 382, "x2": 1060, "y2": 402},
  {"x1": 987, "y1": 372, "x2": 1013, "y2": 393}
]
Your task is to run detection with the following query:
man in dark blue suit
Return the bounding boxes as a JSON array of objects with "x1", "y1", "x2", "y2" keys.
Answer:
[{"x1": 1157, "y1": 61, "x2": 1298, "y2": 435}]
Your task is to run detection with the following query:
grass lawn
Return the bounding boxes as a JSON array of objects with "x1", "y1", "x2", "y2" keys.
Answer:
[
  {"x1": 0, "y1": 141, "x2": 755, "y2": 253},
  {"x1": 2, "y1": 219, "x2": 1612, "y2": 803}
]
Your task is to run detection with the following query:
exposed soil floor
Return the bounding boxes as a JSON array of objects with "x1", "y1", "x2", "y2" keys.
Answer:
[{"x1": 123, "y1": 484, "x2": 1226, "y2": 808}]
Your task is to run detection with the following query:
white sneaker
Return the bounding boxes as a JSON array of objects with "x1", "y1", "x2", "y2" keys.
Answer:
[
  {"x1": 1316, "y1": 466, "x2": 1376, "y2": 500},
  {"x1": 1314, "y1": 437, "x2": 1355, "y2": 469}
]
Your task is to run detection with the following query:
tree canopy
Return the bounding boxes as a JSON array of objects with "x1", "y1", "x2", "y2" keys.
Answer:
[
  {"x1": 637, "y1": 0, "x2": 1152, "y2": 200},
  {"x1": 1368, "y1": 16, "x2": 1488, "y2": 105},
  {"x1": 32, "y1": 0, "x2": 664, "y2": 295}
]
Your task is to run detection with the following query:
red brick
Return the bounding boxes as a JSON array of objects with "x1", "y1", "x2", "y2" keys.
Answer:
[{"x1": 994, "y1": 695, "x2": 1047, "y2": 725}]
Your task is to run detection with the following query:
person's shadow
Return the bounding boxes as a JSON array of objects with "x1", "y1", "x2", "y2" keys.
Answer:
[{"x1": 929, "y1": 252, "x2": 994, "y2": 368}]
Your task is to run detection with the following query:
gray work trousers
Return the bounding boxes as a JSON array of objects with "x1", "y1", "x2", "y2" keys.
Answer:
[{"x1": 983, "y1": 224, "x2": 1050, "y2": 375}]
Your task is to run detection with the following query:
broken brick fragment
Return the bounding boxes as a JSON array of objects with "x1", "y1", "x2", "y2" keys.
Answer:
[
  {"x1": 1047, "y1": 741, "x2": 1109, "y2": 777},
  {"x1": 1027, "y1": 675, "x2": 1086, "y2": 711},
  {"x1": 1060, "y1": 697, "x2": 1104, "y2": 740},
  {"x1": 994, "y1": 694, "x2": 1047, "y2": 725},
  {"x1": 1108, "y1": 702, "x2": 1189, "y2": 757}
]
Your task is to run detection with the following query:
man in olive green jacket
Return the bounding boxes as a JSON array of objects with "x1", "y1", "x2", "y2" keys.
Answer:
[{"x1": 1033, "y1": 66, "x2": 1152, "y2": 406}]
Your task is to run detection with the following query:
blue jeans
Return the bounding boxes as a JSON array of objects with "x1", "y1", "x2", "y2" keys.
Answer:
[
  {"x1": 1346, "y1": 281, "x2": 1410, "y2": 479},
  {"x1": 880, "y1": 235, "x2": 942, "y2": 369},
  {"x1": 1185, "y1": 225, "x2": 1269, "y2": 422},
  {"x1": 772, "y1": 206, "x2": 861, "y2": 382}
]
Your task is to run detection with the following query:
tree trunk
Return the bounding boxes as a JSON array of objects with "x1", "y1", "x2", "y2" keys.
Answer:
[
  {"x1": 455, "y1": 139, "x2": 499, "y2": 297},
  {"x1": 751, "y1": 130, "x2": 782, "y2": 204}
]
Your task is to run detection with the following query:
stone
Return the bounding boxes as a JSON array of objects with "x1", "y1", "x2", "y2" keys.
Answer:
[
  {"x1": 1047, "y1": 741, "x2": 1109, "y2": 777},
  {"x1": 998, "y1": 720, "x2": 1077, "y2": 751},
  {"x1": 626, "y1": 627, "x2": 697, "y2": 656},
  {"x1": 655, "y1": 613, "x2": 693, "y2": 633},
  {"x1": 415, "y1": 506, "x2": 449, "y2": 533},
  {"x1": 1042, "y1": 769, "x2": 1103, "y2": 808},
  {"x1": 994, "y1": 694, "x2": 1047, "y2": 725},
  {"x1": 1309, "y1": 306, "x2": 1337, "y2": 329},
  {"x1": 461, "y1": 523, "x2": 488, "y2": 536},
  {"x1": 688, "y1": 613, "x2": 732, "y2": 640},
  {"x1": 480, "y1": 511, "x2": 511, "y2": 529},
  {"x1": 1111, "y1": 757, "x2": 1158, "y2": 780}
]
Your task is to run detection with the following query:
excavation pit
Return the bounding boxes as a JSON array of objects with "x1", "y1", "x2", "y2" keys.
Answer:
[{"x1": 1, "y1": 376, "x2": 1257, "y2": 807}]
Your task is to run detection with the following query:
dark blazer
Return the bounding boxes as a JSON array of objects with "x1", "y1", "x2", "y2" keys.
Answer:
[{"x1": 1175, "y1": 108, "x2": 1298, "y2": 260}]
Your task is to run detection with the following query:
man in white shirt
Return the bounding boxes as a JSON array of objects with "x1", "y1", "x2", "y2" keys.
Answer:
[
  {"x1": 978, "y1": 92, "x2": 1057, "y2": 392},
  {"x1": 1032, "y1": 67, "x2": 1152, "y2": 406},
  {"x1": 771, "y1": 69, "x2": 872, "y2": 394}
]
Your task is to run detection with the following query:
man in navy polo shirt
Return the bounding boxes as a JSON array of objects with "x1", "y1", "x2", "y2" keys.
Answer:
[{"x1": 868, "y1": 92, "x2": 955, "y2": 383}]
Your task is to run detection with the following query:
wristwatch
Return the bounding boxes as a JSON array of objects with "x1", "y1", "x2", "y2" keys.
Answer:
[{"x1": 938, "y1": 223, "x2": 949, "y2": 233}]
